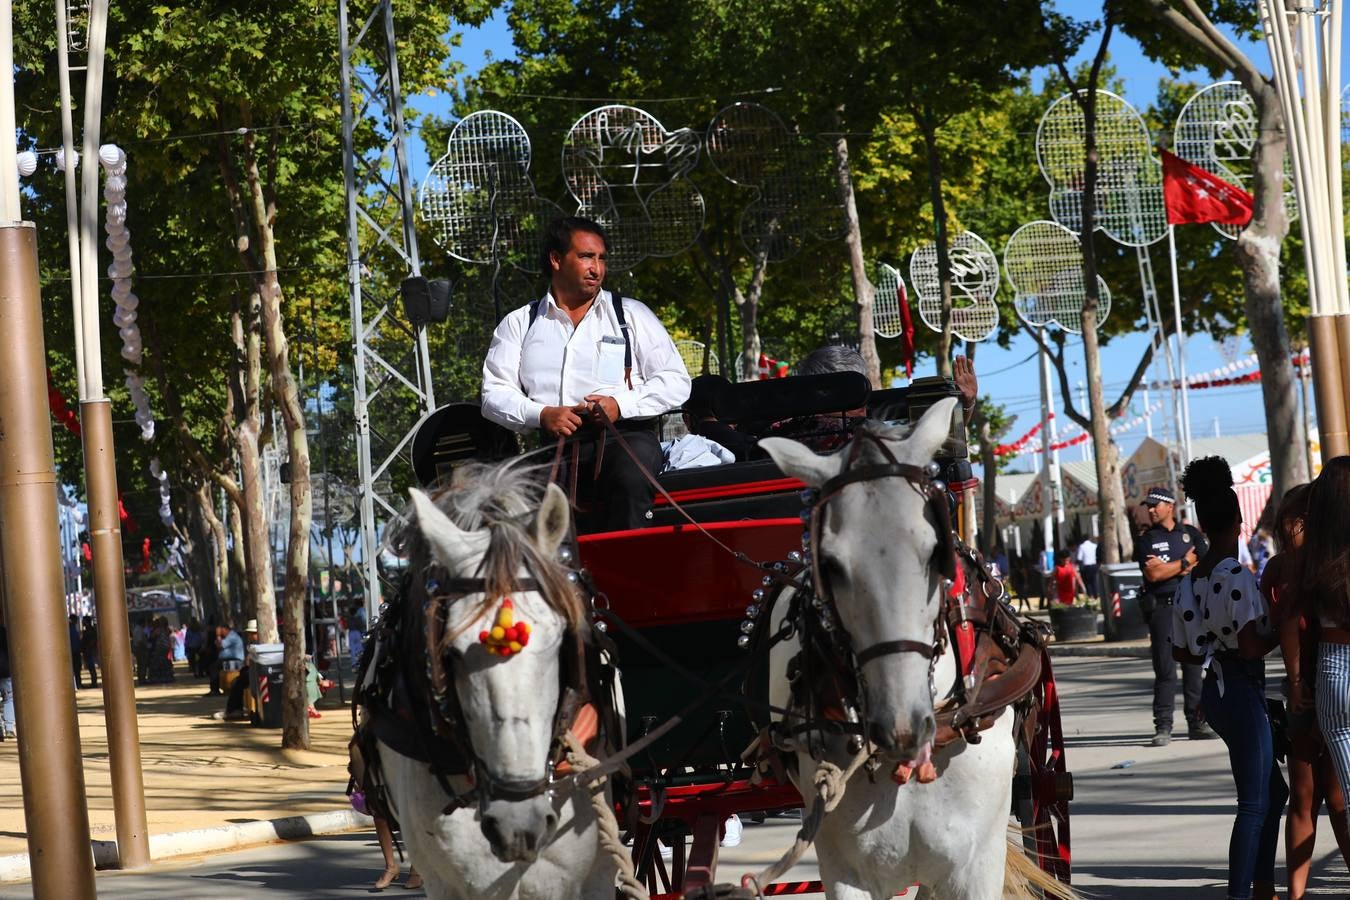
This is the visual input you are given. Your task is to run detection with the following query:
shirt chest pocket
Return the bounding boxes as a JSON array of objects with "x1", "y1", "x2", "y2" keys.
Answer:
[{"x1": 594, "y1": 339, "x2": 627, "y2": 384}]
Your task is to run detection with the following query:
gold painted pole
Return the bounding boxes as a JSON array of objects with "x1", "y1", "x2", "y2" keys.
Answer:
[
  {"x1": 81, "y1": 401, "x2": 149, "y2": 869},
  {"x1": 1334, "y1": 315, "x2": 1350, "y2": 461},
  {"x1": 69, "y1": 0, "x2": 150, "y2": 870},
  {"x1": 0, "y1": 223, "x2": 96, "y2": 898},
  {"x1": 1311, "y1": 316, "x2": 1348, "y2": 459}
]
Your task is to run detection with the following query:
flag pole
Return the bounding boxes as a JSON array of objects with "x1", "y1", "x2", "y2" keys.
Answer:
[{"x1": 1167, "y1": 224, "x2": 1193, "y2": 473}]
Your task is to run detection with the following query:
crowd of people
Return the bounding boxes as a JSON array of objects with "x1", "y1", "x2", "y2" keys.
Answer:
[{"x1": 1133, "y1": 454, "x2": 1350, "y2": 900}]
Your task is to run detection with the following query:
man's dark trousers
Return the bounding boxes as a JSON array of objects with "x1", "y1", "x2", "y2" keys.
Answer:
[
  {"x1": 561, "y1": 424, "x2": 663, "y2": 533},
  {"x1": 1147, "y1": 596, "x2": 1203, "y2": 732}
]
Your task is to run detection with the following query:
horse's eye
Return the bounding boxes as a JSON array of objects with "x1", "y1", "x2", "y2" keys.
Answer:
[{"x1": 819, "y1": 556, "x2": 846, "y2": 583}]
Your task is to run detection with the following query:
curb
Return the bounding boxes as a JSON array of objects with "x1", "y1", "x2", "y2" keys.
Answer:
[
  {"x1": 1048, "y1": 641, "x2": 1150, "y2": 659},
  {"x1": 0, "y1": 808, "x2": 374, "y2": 883}
]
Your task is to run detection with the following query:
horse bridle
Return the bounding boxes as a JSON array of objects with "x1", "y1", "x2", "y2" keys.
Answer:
[
  {"x1": 805, "y1": 426, "x2": 956, "y2": 668},
  {"x1": 419, "y1": 572, "x2": 589, "y2": 810}
]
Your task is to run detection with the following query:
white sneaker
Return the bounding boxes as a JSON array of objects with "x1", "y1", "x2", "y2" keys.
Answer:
[{"x1": 721, "y1": 814, "x2": 742, "y2": 848}]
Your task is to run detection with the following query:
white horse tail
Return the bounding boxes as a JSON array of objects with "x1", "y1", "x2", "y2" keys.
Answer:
[{"x1": 1002, "y1": 832, "x2": 1080, "y2": 900}]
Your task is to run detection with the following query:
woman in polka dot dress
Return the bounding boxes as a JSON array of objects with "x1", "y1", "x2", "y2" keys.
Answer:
[{"x1": 1171, "y1": 456, "x2": 1286, "y2": 900}]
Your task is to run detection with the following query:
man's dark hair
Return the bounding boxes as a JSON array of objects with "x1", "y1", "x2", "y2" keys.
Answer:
[{"x1": 540, "y1": 216, "x2": 608, "y2": 273}]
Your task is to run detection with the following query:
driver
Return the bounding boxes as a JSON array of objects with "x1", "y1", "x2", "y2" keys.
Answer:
[{"x1": 481, "y1": 216, "x2": 690, "y2": 532}]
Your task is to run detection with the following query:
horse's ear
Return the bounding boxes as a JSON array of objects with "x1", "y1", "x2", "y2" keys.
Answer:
[
  {"x1": 409, "y1": 488, "x2": 475, "y2": 571},
  {"x1": 758, "y1": 437, "x2": 841, "y2": 488},
  {"x1": 905, "y1": 397, "x2": 960, "y2": 461},
  {"x1": 534, "y1": 482, "x2": 571, "y2": 557}
]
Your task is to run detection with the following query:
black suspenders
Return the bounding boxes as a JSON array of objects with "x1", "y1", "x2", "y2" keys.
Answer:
[{"x1": 526, "y1": 294, "x2": 633, "y2": 389}]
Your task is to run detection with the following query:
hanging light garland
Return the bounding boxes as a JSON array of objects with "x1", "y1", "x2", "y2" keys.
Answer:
[{"x1": 100, "y1": 144, "x2": 173, "y2": 529}]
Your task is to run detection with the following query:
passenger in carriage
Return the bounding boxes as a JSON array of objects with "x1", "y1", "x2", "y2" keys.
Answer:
[
  {"x1": 681, "y1": 374, "x2": 761, "y2": 462},
  {"x1": 481, "y1": 216, "x2": 691, "y2": 532}
]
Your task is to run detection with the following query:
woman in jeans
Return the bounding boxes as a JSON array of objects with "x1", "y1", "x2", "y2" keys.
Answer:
[
  {"x1": 1172, "y1": 456, "x2": 1286, "y2": 900},
  {"x1": 1297, "y1": 456, "x2": 1350, "y2": 840}
]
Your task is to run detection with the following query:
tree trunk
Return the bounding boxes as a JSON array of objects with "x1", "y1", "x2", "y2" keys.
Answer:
[
  {"x1": 1075, "y1": 79, "x2": 1129, "y2": 564},
  {"x1": 236, "y1": 408, "x2": 277, "y2": 638},
  {"x1": 179, "y1": 483, "x2": 221, "y2": 622},
  {"x1": 1231, "y1": 77, "x2": 1308, "y2": 500},
  {"x1": 196, "y1": 482, "x2": 231, "y2": 627},
  {"x1": 978, "y1": 412, "x2": 998, "y2": 555},
  {"x1": 226, "y1": 493, "x2": 248, "y2": 627},
  {"x1": 919, "y1": 109, "x2": 955, "y2": 379},
  {"x1": 243, "y1": 132, "x2": 313, "y2": 751},
  {"x1": 737, "y1": 245, "x2": 770, "y2": 381},
  {"x1": 833, "y1": 107, "x2": 882, "y2": 389}
]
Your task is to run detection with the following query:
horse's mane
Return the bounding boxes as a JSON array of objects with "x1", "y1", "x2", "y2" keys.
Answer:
[{"x1": 390, "y1": 460, "x2": 584, "y2": 644}]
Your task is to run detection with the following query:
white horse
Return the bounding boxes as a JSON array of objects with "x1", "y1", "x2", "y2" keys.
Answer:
[
  {"x1": 759, "y1": 398, "x2": 1064, "y2": 900},
  {"x1": 376, "y1": 466, "x2": 617, "y2": 900}
]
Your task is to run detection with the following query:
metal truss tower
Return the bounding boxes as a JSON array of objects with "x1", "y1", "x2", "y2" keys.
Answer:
[{"x1": 339, "y1": 0, "x2": 436, "y2": 615}]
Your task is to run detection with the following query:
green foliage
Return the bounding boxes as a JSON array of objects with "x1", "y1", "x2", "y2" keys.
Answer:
[{"x1": 11, "y1": 0, "x2": 457, "y2": 563}]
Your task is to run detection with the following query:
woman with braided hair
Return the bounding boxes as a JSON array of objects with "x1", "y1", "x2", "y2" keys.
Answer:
[{"x1": 1172, "y1": 455, "x2": 1286, "y2": 900}]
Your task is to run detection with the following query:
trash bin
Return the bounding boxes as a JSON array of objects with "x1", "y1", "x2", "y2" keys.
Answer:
[
  {"x1": 247, "y1": 642, "x2": 285, "y2": 728},
  {"x1": 1099, "y1": 563, "x2": 1149, "y2": 641}
]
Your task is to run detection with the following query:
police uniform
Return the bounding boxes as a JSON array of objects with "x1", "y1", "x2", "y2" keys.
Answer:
[{"x1": 1136, "y1": 490, "x2": 1209, "y2": 740}]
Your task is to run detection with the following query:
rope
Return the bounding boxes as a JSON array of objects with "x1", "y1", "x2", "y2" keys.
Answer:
[
  {"x1": 752, "y1": 748, "x2": 871, "y2": 888},
  {"x1": 564, "y1": 732, "x2": 649, "y2": 900}
]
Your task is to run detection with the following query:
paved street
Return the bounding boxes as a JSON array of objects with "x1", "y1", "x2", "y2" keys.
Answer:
[{"x1": 3, "y1": 655, "x2": 1350, "y2": 897}]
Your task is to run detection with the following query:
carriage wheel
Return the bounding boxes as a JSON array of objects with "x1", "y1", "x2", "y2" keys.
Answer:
[{"x1": 1015, "y1": 648, "x2": 1072, "y2": 885}]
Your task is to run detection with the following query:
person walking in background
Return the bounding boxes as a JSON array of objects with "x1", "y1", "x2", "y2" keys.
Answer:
[
  {"x1": 206, "y1": 622, "x2": 244, "y2": 697},
  {"x1": 80, "y1": 616, "x2": 98, "y2": 689},
  {"x1": 184, "y1": 619, "x2": 203, "y2": 677},
  {"x1": 1052, "y1": 548, "x2": 1087, "y2": 606},
  {"x1": 1076, "y1": 534, "x2": 1099, "y2": 599},
  {"x1": 1137, "y1": 487, "x2": 1217, "y2": 746},
  {"x1": 68, "y1": 613, "x2": 83, "y2": 689},
  {"x1": 148, "y1": 617, "x2": 175, "y2": 684},
  {"x1": 1172, "y1": 457, "x2": 1286, "y2": 900},
  {"x1": 347, "y1": 603, "x2": 367, "y2": 663},
  {"x1": 0, "y1": 625, "x2": 14, "y2": 740},
  {"x1": 1270, "y1": 483, "x2": 1350, "y2": 899},
  {"x1": 1294, "y1": 456, "x2": 1350, "y2": 840}
]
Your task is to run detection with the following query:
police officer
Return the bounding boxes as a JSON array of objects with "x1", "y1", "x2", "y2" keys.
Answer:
[{"x1": 1136, "y1": 487, "x2": 1219, "y2": 746}]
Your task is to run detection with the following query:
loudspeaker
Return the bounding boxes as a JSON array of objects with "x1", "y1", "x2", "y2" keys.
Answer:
[{"x1": 400, "y1": 276, "x2": 452, "y2": 326}]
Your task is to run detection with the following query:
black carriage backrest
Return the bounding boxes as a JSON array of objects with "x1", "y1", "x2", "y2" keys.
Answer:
[
  {"x1": 868, "y1": 376, "x2": 968, "y2": 461},
  {"x1": 412, "y1": 403, "x2": 521, "y2": 487},
  {"x1": 708, "y1": 371, "x2": 872, "y2": 425}
]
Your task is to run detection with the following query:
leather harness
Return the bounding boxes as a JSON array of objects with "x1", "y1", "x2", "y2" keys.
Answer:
[{"x1": 755, "y1": 424, "x2": 1049, "y2": 764}]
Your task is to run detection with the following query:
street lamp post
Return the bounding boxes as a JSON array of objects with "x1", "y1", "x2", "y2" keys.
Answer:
[
  {"x1": 1260, "y1": 0, "x2": 1350, "y2": 459},
  {"x1": 0, "y1": 1, "x2": 98, "y2": 895},
  {"x1": 57, "y1": 0, "x2": 151, "y2": 869}
]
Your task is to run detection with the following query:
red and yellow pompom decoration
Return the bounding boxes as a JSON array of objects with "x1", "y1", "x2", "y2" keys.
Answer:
[{"x1": 478, "y1": 599, "x2": 531, "y2": 657}]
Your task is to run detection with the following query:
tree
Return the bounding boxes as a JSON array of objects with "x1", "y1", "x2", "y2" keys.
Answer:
[
  {"x1": 1040, "y1": 5, "x2": 1138, "y2": 564},
  {"x1": 12, "y1": 0, "x2": 457, "y2": 750},
  {"x1": 1123, "y1": 0, "x2": 1310, "y2": 503}
]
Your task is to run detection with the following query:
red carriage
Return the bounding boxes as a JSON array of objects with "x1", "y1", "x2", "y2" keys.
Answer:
[{"x1": 411, "y1": 372, "x2": 1073, "y2": 898}]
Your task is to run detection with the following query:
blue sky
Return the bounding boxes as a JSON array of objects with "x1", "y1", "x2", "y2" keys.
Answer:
[{"x1": 412, "y1": 3, "x2": 1324, "y2": 469}]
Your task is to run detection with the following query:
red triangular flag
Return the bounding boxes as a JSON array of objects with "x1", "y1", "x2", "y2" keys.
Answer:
[
  {"x1": 898, "y1": 281, "x2": 916, "y2": 378},
  {"x1": 1160, "y1": 149, "x2": 1254, "y2": 226}
]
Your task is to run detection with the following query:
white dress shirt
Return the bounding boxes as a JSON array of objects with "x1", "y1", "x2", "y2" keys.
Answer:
[{"x1": 481, "y1": 289, "x2": 692, "y2": 433}]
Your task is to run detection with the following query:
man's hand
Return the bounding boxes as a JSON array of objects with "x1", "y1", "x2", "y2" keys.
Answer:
[
  {"x1": 954, "y1": 355, "x2": 978, "y2": 419},
  {"x1": 1143, "y1": 555, "x2": 1169, "y2": 581},
  {"x1": 541, "y1": 405, "x2": 584, "y2": 438},
  {"x1": 1184, "y1": 548, "x2": 1198, "y2": 567},
  {"x1": 583, "y1": 394, "x2": 620, "y2": 423}
]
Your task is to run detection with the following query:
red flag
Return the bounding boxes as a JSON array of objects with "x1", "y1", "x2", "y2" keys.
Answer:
[
  {"x1": 897, "y1": 281, "x2": 916, "y2": 378},
  {"x1": 1160, "y1": 149, "x2": 1254, "y2": 226}
]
